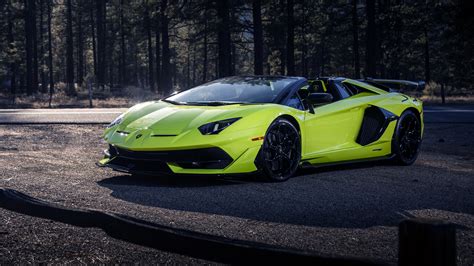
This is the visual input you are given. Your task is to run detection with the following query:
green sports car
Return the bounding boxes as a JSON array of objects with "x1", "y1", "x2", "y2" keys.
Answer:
[{"x1": 98, "y1": 76, "x2": 423, "y2": 181}]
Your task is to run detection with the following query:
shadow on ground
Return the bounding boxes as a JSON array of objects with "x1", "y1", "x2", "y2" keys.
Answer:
[{"x1": 97, "y1": 160, "x2": 474, "y2": 228}]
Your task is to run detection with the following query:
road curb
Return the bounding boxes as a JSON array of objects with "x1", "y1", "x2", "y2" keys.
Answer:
[{"x1": 0, "y1": 188, "x2": 385, "y2": 265}]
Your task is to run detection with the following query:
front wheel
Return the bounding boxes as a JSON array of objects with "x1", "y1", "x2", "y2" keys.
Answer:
[
  {"x1": 257, "y1": 118, "x2": 301, "y2": 182},
  {"x1": 392, "y1": 110, "x2": 422, "y2": 165}
]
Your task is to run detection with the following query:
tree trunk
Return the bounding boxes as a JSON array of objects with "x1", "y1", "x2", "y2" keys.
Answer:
[
  {"x1": 301, "y1": 1, "x2": 308, "y2": 77},
  {"x1": 320, "y1": 42, "x2": 325, "y2": 76},
  {"x1": 365, "y1": 0, "x2": 377, "y2": 78},
  {"x1": 424, "y1": 28, "x2": 431, "y2": 82},
  {"x1": 202, "y1": 10, "x2": 208, "y2": 82},
  {"x1": 7, "y1": 0, "x2": 17, "y2": 101},
  {"x1": 192, "y1": 45, "x2": 196, "y2": 87},
  {"x1": 145, "y1": 1, "x2": 154, "y2": 90},
  {"x1": 65, "y1": 0, "x2": 75, "y2": 95},
  {"x1": 391, "y1": 0, "x2": 402, "y2": 79},
  {"x1": 160, "y1": 0, "x2": 172, "y2": 92},
  {"x1": 216, "y1": 0, "x2": 231, "y2": 78},
  {"x1": 352, "y1": 0, "x2": 360, "y2": 79},
  {"x1": 47, "y1": 0, "x2": 54, "y2": 106},
  {"x1": 186, "y1": 43, "x2": 190, "y2": 89},
  {"x1": 24, "y1": 0, "x2": 36, "y2": 95},
  {"x1": 103, "y1": 1, "x2": 108, "y2": 84},
  {"x1": 155, "y1": 4, "x2": 161, "y2": 91},
  {"x1": 32, "y1": 0, "x2": 38, "y2": 94},
  {"x1": 90, "y1": 0, "x2": 97, "y2": 80},
  {"x1": 96, "y1": 0, "x2": 106, "y2": 88},
  {"x1": 77, "y1": 5, "x2": 84, "y2": 86},
  {"x1": 286, "y1": 0, "x2": 295, "y2": 76},
  {"x1": 440, "y1": 83, "x2": 445, "y2": 104},
  {"x1": 39, "y1": 0, "x2": 47, "y2": 92},
  {"x1": 252, "y1": 0, "x2": 263, "y2": 75},
  {"x1": 119, "y1": 0, "x2": 127, "y2": 87},
  {"x1": 106, "y1": 4, "x2": 114, "y2": 88}
]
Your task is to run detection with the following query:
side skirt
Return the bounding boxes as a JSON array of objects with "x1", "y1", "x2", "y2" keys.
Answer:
[{"x1": 300, "y1": 154, "x2": 396, "y2": 169}]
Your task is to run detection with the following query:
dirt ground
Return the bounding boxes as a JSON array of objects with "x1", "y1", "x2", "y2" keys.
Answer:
[{"x1": 0, "y1": 123, "x2": 473, "y2": 264}]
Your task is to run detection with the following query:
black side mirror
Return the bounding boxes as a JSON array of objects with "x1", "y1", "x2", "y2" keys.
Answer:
[{"x1": 306, "y1": 93, "x2": 333, "y2": 104}]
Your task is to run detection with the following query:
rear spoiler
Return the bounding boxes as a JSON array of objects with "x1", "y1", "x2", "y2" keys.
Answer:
[{"x1": 360, "y1": 78, "x2": 426, "y2": 92}]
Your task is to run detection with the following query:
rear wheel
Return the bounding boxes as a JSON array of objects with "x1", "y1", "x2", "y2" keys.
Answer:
[
  {"x1": 257, "y1": 118, "x2": 301, "y2": 182},
  {"x1": 392, "y1": 110, "x2": 422, "y2": 165}
]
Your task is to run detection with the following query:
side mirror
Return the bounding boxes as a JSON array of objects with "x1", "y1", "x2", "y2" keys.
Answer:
[{"x1": 306, "y1": 93, "x2": 333, "y2": 104}]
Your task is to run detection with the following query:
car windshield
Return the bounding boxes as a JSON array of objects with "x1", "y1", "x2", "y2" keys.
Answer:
[{"x1": 164, "y1": 76, "x2": 298, "y2": 105}]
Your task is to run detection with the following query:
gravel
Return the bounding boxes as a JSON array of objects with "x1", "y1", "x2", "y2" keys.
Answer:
[{"x1": 0, "y1": 123, "x2": 473, "y2": 265}]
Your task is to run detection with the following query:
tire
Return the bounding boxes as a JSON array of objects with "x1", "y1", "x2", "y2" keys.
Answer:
[
  {"x1": 257, "y1": 118, "x2": 301, "y2": 182},
  {"x1": 392, "y1": 109, "x2": 422, "y2": 165}
]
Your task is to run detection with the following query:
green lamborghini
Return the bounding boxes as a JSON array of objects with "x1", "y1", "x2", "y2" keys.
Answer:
[{"x1": 98, "y1": 76, "x2": 423, "y2": 181}]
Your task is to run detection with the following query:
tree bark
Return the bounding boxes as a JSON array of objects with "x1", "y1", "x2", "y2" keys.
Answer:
[
  {"x1": 7, "y1": 0, "x2": 17, "y2": 100},
  {"x1": 107, "y1": 5, "x2": 114, "y2": 88},
  {"x1": 90, "y1": 0, "x2": 97, "y2": 80},
  {"x1": 145, "y1": 1, "x2": 154, "y2": 90},
  {"x1": 24, "y1": 0, "x2": 36, "y2": 95},
  {"x1": 186, "y1": 43, "x2": 190, "y2": 88},
  {"x1": 76, "y1": 4, "x2": 84, "y2": 85},
  {"x1": 365, "y1": 0, "x2": 377, "y2": 78},
  {"x1": 119, "y1": 0, "x2": 127, "y2": 87},
  {"x1": 47, "y1": 0, "x2": 54, "y2": 106},
  {"x1": 301, "y1": 1, "x2": 308, "y2": 77},
  {"x1": 202, "y1": 7, "x2": 208, "y2": 82},
  {"x1": 96, "y1": 0, "x2": 106, "y2": 88},
  {"x1": 160, "y1": 0, "x2": 172, "y2": 92},
  {"x1": 39, "y1": 0, "x2": 47, "y2": 92},
  {"x1": 352, "y1": 0, "x2": 360, "y2": 79},
  {"x1": 65, "y1": 0, "x2": 75, "y2": 95},
  {"x1": 286, "y1": 0, "x2": 295, "y2": 76},
  {"x1": 216, "y1": 0, "x2": 231, "y2": 78},
  {"x1": 252, "y1": 0, "x2": 263, "y2": 75},
  {"x1": 154, "y1": 3, "x2": 160, "y2": 90},
  {"x1": 192, "y1": 45, "x2": 196, "y2": 86},
  {"x1": 32, "y1": 0, "x2": 38, "y2": 94},
  {"x1": 424, "y1": 28, "x2": 431, "y2": 82}
]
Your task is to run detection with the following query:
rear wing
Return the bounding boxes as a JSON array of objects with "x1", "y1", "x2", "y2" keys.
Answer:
[{"x1": 360, "y1": 78, "x2": 426, "y2": 92}]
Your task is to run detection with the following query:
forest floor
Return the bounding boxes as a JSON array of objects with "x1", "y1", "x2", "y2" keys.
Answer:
[
  {"x1": 0, "y1": 86, "x2": 160, "y2": 109},
  {"x1": 0, "y1": 121, "x2": 473, "y2": 264}
]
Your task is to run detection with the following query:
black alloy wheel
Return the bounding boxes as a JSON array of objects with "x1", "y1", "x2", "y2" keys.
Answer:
[
  {"x1": 258, "y1": 118, "x2": 301, "y2": 181},
  {"x1": 393, "y1": 110, "x2": 422, "y2": 165}
]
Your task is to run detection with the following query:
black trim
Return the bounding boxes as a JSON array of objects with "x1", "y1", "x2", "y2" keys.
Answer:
[
  {"x1": 301, "y1": 154, "x2": 396, "y2": 168},
  {"x1": 274, "y1": 79, "x2": 307, "y2": 105},
  {"x1": 106, "y1": 157, "x2": 173, "y2": 174},
  {"x1": 356, "y1": 106, "x2": 398, "y2": 146},
  {"x1": 105, "y1": 146, "x2": 234, "y2": 173}
]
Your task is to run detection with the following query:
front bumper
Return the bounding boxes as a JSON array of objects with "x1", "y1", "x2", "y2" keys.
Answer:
[
  {"x1": 99, "y1": 123, "x2": 267, "y2": 175},
  {"x1": 98, "y1": 144, "x2": 262, "y2": 175}
]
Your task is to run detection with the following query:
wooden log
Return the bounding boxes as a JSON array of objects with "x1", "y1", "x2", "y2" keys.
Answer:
[{"x1": 399, "y1": 218, "x2": 456, "y2": 266}]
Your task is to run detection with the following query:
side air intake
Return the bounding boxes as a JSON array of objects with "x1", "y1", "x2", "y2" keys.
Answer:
[{"x1": 356, "y1": 106, "x2": 397, "y2": 145}]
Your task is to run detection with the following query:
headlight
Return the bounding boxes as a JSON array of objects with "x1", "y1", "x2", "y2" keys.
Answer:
[
  {"x1": 107, "y1": 114, "x2": 124, "y2": 128},
  {"x1": 198, "y1": 118, "x2": 241, "y2": 135}
]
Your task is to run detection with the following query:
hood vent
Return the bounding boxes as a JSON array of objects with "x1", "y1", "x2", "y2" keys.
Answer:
[{"x1": 151, "y1": 134, "x2": 177, "y2": 137}]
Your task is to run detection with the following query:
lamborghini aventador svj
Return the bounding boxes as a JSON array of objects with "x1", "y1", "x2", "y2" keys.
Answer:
[{"x1": 98, "y1": 76, "x2": 423, "y2": 181}]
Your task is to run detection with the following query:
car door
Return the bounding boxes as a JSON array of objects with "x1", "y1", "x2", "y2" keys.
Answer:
[{"x1": 302, "y1": 81, "x2": 366, "y2": 162}]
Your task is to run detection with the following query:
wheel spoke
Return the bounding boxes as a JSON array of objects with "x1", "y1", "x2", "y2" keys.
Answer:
[
  {"x1": 398, "y1": 113, "x2": 421, "y2": 162},
  {"x1": 262, "y1": 121, "x2": 301, "y2": 179}
]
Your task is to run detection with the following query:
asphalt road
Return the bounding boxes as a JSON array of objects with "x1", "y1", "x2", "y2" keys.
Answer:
[
  {"x1": 0, "y1": 108, "x2": 126, "y2": 124},
  {"x1": 0, "y1": 105, "x2": 473, "y2": 124},
  {"x1": 0, "y1": 105, "x2": 473, "y2": 264}
]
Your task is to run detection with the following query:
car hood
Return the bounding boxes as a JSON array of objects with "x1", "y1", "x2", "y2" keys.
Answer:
[{"x1": 119, "y1": 101, "x2": 271, "y2": 135}]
